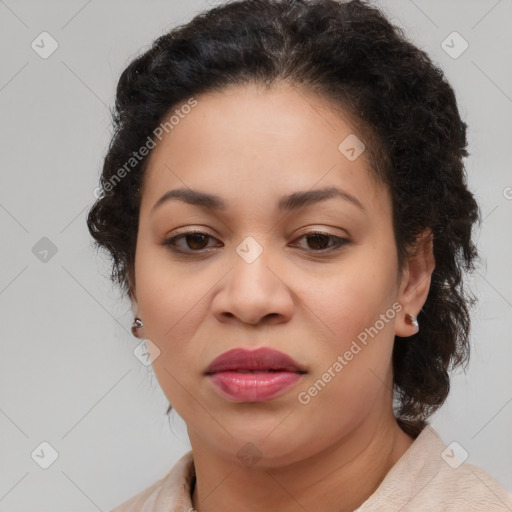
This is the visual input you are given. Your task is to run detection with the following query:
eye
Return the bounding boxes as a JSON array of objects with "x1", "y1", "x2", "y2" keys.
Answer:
[
  {"x1": 163, "y1": 231, "x2": 221, "y2": 253},
  {"x1": 291, "y1": 231, "x2": 350, "y2": 252}
]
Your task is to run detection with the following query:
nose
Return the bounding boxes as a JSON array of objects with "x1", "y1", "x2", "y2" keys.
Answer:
[{"x1": 211, "y1": 247, "x2": 294, "y2": 326}]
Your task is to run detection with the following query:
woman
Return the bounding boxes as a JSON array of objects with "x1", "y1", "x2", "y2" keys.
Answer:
[{"x1": 87, "y1": 0, "x2": 512, "y2": 510}]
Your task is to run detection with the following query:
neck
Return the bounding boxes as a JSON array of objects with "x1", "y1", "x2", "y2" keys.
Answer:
[{"x1": 189, "y1": 413, "x2": 414, "y2": 512}]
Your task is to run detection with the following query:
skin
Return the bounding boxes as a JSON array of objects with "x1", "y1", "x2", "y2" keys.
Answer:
[{"x1": 130, "y1": 81, "x2": 435, "y2": 512}]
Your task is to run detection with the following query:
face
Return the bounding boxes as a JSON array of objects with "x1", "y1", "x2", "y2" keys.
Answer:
[{"x1": 132, "y1": 82, "x2": 408, "y2": 466}]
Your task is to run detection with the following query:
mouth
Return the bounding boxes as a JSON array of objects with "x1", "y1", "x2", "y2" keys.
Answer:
[
  {"x1": 221, "y1": 369, "x2": 305, "y2": 373},
  {"x1": 205, "y1": 347, "x2": 307, "y2": 375},
  {"x1": 206, "y1": 370, "x2": 305, "y2": 402},
  {"x1": 206, "y1": 368, "x2": 307, "y2": 374},
  {"x1": 205, "y1": 347, "x2": 307, "y2": 402}
]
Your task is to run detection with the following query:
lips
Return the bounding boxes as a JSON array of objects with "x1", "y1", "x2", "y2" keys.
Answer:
[
  {"x1": 204, "y1": 347, "x2": 307, "y2": 374},
  {"x1": 205, "y1": 347, "x2": 307, "y2": 402}
]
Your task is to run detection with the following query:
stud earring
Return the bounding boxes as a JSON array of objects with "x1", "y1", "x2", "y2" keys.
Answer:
[
  {"x1": 131, "y1": 317, "x2": 143, "y2": 337},
  {"x1": 405, "y1": 313, "x2": 419, "y2": 329}
]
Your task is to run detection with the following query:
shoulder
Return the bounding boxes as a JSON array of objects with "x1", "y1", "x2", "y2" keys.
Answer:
[
  {"x1": 356, "y1": 425, "x2": 512, "y2": 511},
  {"x1": 432, "y1": 455, "x2": 512, "y2": 511},
  {"x1": 110, "y1": 450, "x2": 195, "y2": 512}
]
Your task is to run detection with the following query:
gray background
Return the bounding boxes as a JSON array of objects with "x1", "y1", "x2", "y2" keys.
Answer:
[{"x1": 1, "y1": 0, "x2": 511, "y2": 510}]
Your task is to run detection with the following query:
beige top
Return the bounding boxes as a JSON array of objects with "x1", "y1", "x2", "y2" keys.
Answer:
[{"x1": 111, "y1": 425, "x2": 512, "y2": 511}]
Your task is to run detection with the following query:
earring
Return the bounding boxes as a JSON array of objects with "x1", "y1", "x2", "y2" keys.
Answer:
[
  {"x1": 131, "y1": 317, "x2": 143, "y2": 337},
  {"x1": 405, "y1": 313, "x2": 419, "y2": 329}
]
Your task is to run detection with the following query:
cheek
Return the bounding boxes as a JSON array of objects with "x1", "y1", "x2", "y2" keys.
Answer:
[
  {"x1": 299, "y1": 251, "x2": 399, "y2": 405},
  {"x1": 135, "y1": 242, "x2": 204, "y2": 326},
  {"x1": 133, "y1": 247, "x2": 202, "y2": 371},
  {"x1": 295, "y1": 274, "x2": 397, "y2": 428},
  {"x1": 134, "y1": 252, "x2": 205, "y2": 411},
  {"x1": 305, "y1": 260, "x2": 396, "y2": 344}
]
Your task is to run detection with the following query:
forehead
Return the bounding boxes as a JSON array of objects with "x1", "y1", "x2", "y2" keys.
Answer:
[{"x1": 140, "y1": 82, "x2": 390, "y2": 218}]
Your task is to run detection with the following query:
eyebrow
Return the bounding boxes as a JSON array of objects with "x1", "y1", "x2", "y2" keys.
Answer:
[{"x1": 151, "y1": 186, "x2": 366, "y2": 214}]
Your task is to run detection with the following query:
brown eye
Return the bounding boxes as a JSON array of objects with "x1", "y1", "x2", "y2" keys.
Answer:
[
  {"x1": 305, "y1": 233, "x2": 331, "y2": 250},
  {"x1": 183, "y1": 233, "x2": 210, "y2": 250},
  {"x1": 163, "y1": 231, "x2": 220, "y2": 253},
  {"x1": 292, "y1": 231, "x2": 350, "y2": 252}
]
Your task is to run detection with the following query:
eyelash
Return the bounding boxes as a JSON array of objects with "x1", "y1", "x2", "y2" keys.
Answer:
[{"x1": 163, "y1": 230, "x2": 350, "y2": 255}]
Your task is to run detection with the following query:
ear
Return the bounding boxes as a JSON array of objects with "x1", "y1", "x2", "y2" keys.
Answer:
[{"x1": 395, "y1": 228, "x2": 435, "y2": 337}]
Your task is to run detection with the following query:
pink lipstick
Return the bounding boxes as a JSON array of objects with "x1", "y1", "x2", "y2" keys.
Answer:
[{"x1": 205, "y1": 347, "x2": 306, "y2": 402}]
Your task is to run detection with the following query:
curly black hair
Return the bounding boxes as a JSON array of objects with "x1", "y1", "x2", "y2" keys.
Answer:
[{"x1": 87, "y1": 0, "x2": 481, "y2": 438}]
